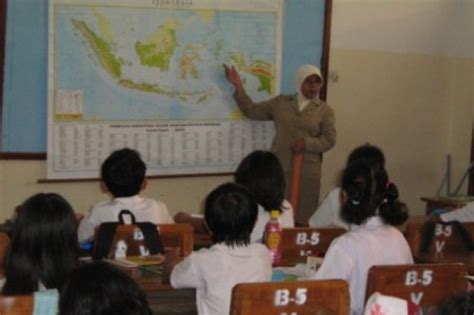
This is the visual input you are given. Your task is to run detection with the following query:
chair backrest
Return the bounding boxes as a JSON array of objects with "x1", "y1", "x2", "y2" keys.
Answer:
[
  {"x1": 277, "y1": 227, "x2": 345, "y2": 266},
  {"x1": 0, "y1": 232, "x2": 10, "y2": 276},
  {"x1": 93, "y1": 222, "x2": 164, "y2": 259},
  {"x1": 0, "y1": 295, "x2": 34, "y2": 315},
  {"x1": 157, "y1": 223, "x2": 194, "y2": 257},
  {"x1": 404, "y1": 221, "x2": 474, "y2": 256},
  {"x1": 230, "y1": 279, "x2": 349, "y2": 315},
  {"x1": 366, "y1": 263, "x2": 468, "y2": 308}
]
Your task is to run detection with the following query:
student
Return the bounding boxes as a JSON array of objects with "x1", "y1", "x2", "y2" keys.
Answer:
[
  {"x1": 311, "y1": 163, "x2": 413, "y2": 315},
  {"x1": 170, "y1": 183, "x2": 272, "y2": 315},
  {"x1": 224, "y1": 64, "x2": 336, "y2": 224},
  {"x1": 308, "y1": 144, "x2": 385, "y2": 229},
  {"x1": 78, "y1": 148, "x2": 173, "y2": 243},
  {"x1": 60, "y1": 261, "x2": 151, "y2": 315},
  {"x1": 235, "y1": 150, "x2": 294, "y2": 243},
  {"x1": 1, "y1": 193, "x2": 80, "y2": 294}
]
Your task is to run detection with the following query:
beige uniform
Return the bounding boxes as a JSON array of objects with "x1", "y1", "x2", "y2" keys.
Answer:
[{"x1": 233, "y1": 91, "x2": 336, "y2": 224}]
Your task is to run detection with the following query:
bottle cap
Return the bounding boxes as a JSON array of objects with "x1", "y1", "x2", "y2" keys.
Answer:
[{"x1": 270, "y1": 210, "x2": 280, "y2": 218}]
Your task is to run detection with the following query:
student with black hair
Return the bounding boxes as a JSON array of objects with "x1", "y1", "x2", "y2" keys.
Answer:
[
  {"x1": 60, "y1": 261, "x2": 152, "y2": 315},
  {"x1": 308, "y1": 144, "x2": 385, "y2": 229},
  {"x1": 78, "y1": 148, "x2": 173, "y2": 242},
  {"x1": 235, "y1": 150, "x2": 294, "y2": 243},
  {"x1": 171, "y1": 183, "x2": 272, "y2": 315},
  {"x1": 1, "y1": 193, "x2": 79, "y2": 294},
  {"x1": 311, "y1": 163, "x2": 413, "y2": 315}
]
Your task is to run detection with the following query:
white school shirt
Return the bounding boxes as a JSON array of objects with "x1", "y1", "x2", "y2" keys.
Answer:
[
  {"x1": 440, "y1": 202, "x2": 474, "y2": 222},
  {"x1": 311, "y1": 216, "x2": 413, "y2": 315},
  {"x1": 308, "y1": 187, "x2": 349, "y2": 230},
  {"x1": 170, "y1": 243, "x2": 272, "y2": 315},
  {"x1": 251, "y1": 200, "x2": 295, "y2": 243},
  {"x1": 77, "y1": 195, "x2": 174, "y2": 243}
]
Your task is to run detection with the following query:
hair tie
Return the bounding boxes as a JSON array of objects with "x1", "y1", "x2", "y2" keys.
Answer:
[{"x1": 385, "y1": 182, "x2": 399, "y2": 204}]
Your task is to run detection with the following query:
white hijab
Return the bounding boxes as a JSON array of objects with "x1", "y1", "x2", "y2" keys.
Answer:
[{"x1": 294, "y1": 64, "x2": 323, "y2": 111}]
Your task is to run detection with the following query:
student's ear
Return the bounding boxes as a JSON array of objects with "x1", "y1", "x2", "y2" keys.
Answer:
[
  {"x1": 141, "y1": 177, "x2": 148, "y2": 191},
  {"x1": 100, "y1": 181, "x2": 109, "y2": 194}
]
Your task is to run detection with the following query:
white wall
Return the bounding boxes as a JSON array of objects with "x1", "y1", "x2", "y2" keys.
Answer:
[{"x1": 331, "y1": 0, "x2": 474, "y2": 57}]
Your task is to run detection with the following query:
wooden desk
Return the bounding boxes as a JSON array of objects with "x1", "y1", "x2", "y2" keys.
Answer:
[
  {"x1": 421, "y1": 197, "x2": 467, "y2": 215},
  {"x1": 405, "y1": 221, "x2": 474, "y2": 272},
  {"x1": 415, "y1": 252, "x2": 474, "y2": 275},
  {"x1": 116, "y1": 253, "x2": 197, "y2": 315},
  {"x1": 366, "y1": 263, "x2": 468, "y2": 309}
]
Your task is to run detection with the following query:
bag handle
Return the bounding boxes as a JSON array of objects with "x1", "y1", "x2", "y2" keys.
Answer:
[{"x1": 118, "y1": 209, "x2": 136, "y2": 224}]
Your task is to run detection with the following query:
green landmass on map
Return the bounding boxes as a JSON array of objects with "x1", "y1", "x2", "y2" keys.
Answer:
[
  {"x1": 135, "y1": 19, "x2": 179, "y2": 71},
  {"x1": 229, "y1": 53, "x2": 274, "y2": 94},
  {"x1": 72, "y1": 19, "x2": 123, "y2": 79},
  {"x1": 247, "y1": 59, "x2": 274, "y2": 94},
  {"x1": 71, "y1": 18, "x2": 210, "y2": 101}
]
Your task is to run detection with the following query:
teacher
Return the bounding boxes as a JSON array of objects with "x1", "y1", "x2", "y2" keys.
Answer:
[{"x1": 224, "y1": 64, "x2": 336, "y2": 225}]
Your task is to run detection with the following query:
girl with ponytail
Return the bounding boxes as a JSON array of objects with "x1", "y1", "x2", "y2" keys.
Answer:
[{"x1": 312, "y1": 162, "x2": 413, "y2": 315}]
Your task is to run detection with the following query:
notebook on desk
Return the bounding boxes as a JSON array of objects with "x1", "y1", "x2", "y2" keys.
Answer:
[{"x1": 106, "y1": 254, "x2": 165, "y2": 268}]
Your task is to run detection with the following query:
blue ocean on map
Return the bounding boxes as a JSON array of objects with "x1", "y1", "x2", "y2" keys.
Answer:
[{"x1": 54, "y1": 5, "x2": 278, "y2": 121}]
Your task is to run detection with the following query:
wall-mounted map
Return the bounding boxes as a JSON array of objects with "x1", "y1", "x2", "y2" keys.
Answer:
[{"x1": 48, "y1": 0, "x2": 282, "y2": 179}]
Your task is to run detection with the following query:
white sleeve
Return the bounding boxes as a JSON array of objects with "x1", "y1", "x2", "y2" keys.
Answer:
[
  {"x1": 311, "y1": 238, "x2": 353, "y2": 281},
  {"x1": 77, "y1": 207, "x2": 98, "y2": 243},
  {"x1": 156, "y1": 200, "x2": 175, "y2": 224},
  {"x1": 308, "y1": 188, "x2": 340, "y2": 227},
  {"x1": 170, "y1": 254, "x2": 202, "y2": 289},
  {"x1": 440, "y1": 202, "x2": 474, "y2": 223}
]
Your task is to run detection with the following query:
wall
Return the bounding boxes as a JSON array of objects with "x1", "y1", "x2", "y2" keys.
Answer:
[
  {"x1": 0, "y1": 160, "x2": 230, "y2": 221},
  {"x1": 0, "y1": 0, "x2": 473, "y2": 222},
  {"x1": 321, "y1": 0, "x2": 474, "y2": 214}
]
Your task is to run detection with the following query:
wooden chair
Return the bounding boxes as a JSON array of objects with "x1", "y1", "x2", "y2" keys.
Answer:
[
  {"x1": 0, "y1": 232, "x2": 10, "y2": 276},
  {"x1": 277, "y1": 227, "x2": 345, "y2": 266},
  {"x1": 157, "y1": 223, "x2": 194, "y2": 257},
  {"x1": 366, "y1": 263, "x2": 468, "y2": 309},
  {"x1": 93, "y1": 223, "x2": 165, "y2": 259},
  {"x1": 404, "y1": 221, "x2": 474, "y2": 258},
  {"x1": 0, "y1": 295, "x2": 34, "y2": 315},
  {"x1": 93, "y1": 223, "x2": 193, "y2": 259},
  {"x1": 230, "y1": 279, "x2": 349, "y2": 315}
]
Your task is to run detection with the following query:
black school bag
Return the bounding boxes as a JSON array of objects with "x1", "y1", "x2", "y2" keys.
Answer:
[{"x1": 92, "y1": 209, "x2": 165, "y2": 260}]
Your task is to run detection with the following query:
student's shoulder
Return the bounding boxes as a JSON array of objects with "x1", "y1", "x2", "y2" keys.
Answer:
[
  {"x1": 247, "y1": 243, "x2": 272, "y2": 257},
  {"x1": 89, "y1": 200, "x2": 115, "y2": 212},
  {"x1": 139, "y1": 197, "x2": 168, "y2": 209},
  {"x1": 329, "y1": 229, "x2": 360, "y2": 250},
  {"x1": 327, "y1": 187, "x2": 341, "y2": 198}
]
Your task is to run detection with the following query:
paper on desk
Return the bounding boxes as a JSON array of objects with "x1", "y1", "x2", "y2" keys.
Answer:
[
  {"x1": 105, "y1": 258, "x2": 138, "y2": 268},
  {"x1": 272, "y1": 264, "x2": 308, "y2": 282}
]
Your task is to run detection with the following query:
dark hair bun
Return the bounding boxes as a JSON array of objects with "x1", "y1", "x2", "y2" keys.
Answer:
[{"x1": 385, "y1": 183, "x2": 399, "y2": 203}]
